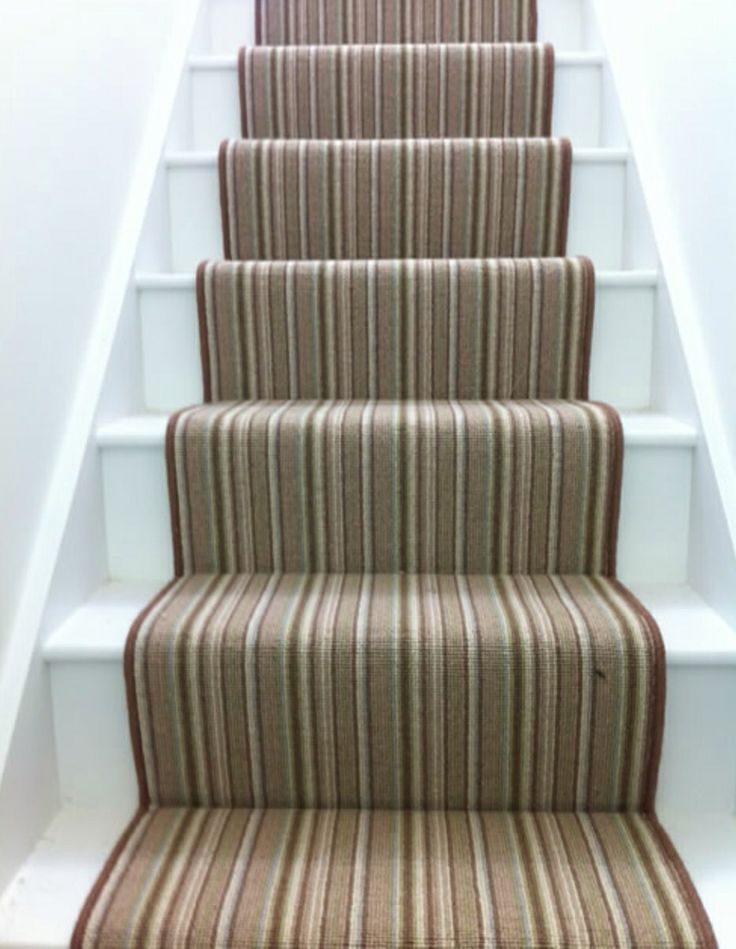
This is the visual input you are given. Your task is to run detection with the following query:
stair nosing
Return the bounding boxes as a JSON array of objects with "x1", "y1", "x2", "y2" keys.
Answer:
[
  {"x1": 42, "y1": 580, "x2": 736, "y2": 666},
  {"x1": 96, "y1": 411, "x2": 697, "y2": 450},
  {"x1": 135, "y1": 270, "x2": 659, "y2": 291},
  {"x1": 164, "y1": 146, "x2": 630, "y2": 167},
  {"x1": 188, "y1": 51, "x2": 606, "y2": 72}
]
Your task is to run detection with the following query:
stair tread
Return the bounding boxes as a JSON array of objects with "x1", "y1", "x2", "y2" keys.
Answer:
[
  {"x1": 135, "y1": 268, "x2": 659, "y2": 290},
  {"x1": 96, "y1": 409, "x2": 698, "y2": 448},
  {"x1": 165, "y1": 145, "x2": 631, "y2": 165},
  {"x1": 188, "y1": 50, "x2": 607, "y2": 71},
  {"x1": 1, "y1": 804, "x2": 732, "y2": 949},
  {"x1": 55, "y1": 811, "x2": 725, "y2": 945},
  {"x1": 44, "y1": 580, "x2": 736, "y2": 666},
  {"x1": 220, "y1": 138, "x2": 573, "y2": 261},
  {"x1": 106, "y1": 573, "x2": 660, "y2": 810}
]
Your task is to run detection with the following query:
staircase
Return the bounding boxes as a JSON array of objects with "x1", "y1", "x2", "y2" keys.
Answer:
[{"x1": 2, "y1": 0, "x2": 736, "y2": 946}]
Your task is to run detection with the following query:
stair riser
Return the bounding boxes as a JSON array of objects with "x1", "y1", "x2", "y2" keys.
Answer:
[
  {"x1": 138, "y1": 279, "x2": 654, "y2": 411},
  {"x1": 166, "y1": 154, "x2": 627, "y2": 271},
  {"x1": 48, "y1": 658, "x2": 736, "y2": 814},
  {"x1": 189, "y1": 60, "x2": 604, "y2": 151},
  {"x1": 205, "y1": 0, "x2": 591, "y2": 57},
  {"x1": 99, "y1": 440, "x2": 691, "y2": 584}
]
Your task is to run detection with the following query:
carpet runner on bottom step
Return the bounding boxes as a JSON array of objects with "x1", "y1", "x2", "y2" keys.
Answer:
[
  {"x1": 126, "y1": 572, "x2": 660, "y2": 811},
  {"x1": 75, "y1": 809, "x2": 713, "y2": 946},
  {"x1": 196, "y1": 258, "x2": 595, "y2": 402},
  {"x1": 218, "y1": 138, "x2": 572, "y2": 261},
  {"x1": 237, "y1": 43, "x2": 554, "y2": 140}
]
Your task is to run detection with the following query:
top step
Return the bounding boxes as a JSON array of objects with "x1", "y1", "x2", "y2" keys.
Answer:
[
  {"x1": 205, "y1": 0, "x2": 595, "y2": 55},
  {"x1": 254, "y1": 0, "x2": 538, "y2": 45},
  {"x1": 188, "y1": 51, "x2": 612, "y2": 150}
]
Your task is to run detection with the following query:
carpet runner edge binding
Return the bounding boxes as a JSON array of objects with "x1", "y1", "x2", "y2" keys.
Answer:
[{"x1": 72, "y1": 0, "x2": 716, "y2": 942}]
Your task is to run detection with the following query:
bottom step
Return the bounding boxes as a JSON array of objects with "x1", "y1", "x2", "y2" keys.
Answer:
[
  {"x1": 42, "y1": 582, "x2": 736, "y2": 816},
  {"x1": 3, "y1": 805, "x2": 732, "y2": 948}
]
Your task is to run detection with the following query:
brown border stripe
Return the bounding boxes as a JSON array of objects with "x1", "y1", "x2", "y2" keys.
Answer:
[
  {"x1": 70, "y1": 809, "x2": 147, "y2": 948},
  {"x1": 217, "y1": 140, "x2": 232, "y2": 261},
  {"x1": 195, "y1": 261, "x2": 213, "y2": 403}
]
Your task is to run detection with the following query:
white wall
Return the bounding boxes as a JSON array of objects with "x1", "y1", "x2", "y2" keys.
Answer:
[
  {"x1": 0, "y1": 0, "x2": 183, "y2": 672},
  {"x1": 594, "y1": 0, "x2": 736, "y2": 532},
  {"x1": 0, "y1": 0, "x2": 202, "y2": 887}
]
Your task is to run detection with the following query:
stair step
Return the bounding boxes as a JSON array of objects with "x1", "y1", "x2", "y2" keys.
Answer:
[
  {"x1": 137, "y1": 268, "x2": 656, "y2": 411},
  {"x1": 1, "y1": 803, "x2": 734, "y2": 949},
  {"x1": 43, "y1": 581, "x2": 736, "y2": 667},
  {"x1": 168, "y1": 400, "x2": 620, "y2": 576},
  {"x1": 221, "y1": 138, "x2": 573, "y2": 261},
  {"x1": 204, "y1": 0, "x2": 595, "y2": 58},
  {"x1": 165, "y1": 147, "x2": 629, "y2": 271},
  {"x1": 188, "y1": 51, "x2": 608, "y2": 150},
  {"x1": 26, "y1": 810, "x2": 725, "y2": 946},
  {"x1": 73, "y1": 574, "x2": 663, "y2": 812},
  {"x1": 41, "y1": 580, "x2": 736, "y2": 816},
  {"x1": 239, "y1": 45, "x2": 556, "y2": 139},
  {"x1": 255, "y1": 0, "x2": 538, "y2": 45},
  {"x1": 97, "y1": 411, "x2": 695, "y2": 585}
]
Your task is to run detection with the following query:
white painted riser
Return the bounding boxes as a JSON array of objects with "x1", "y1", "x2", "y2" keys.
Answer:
[
  {"x1": 166, "y1": 150, "x2": 630, "y2": 271},
  {"x1": 188, "y1": 55, "x2": 609, "y2": 151},
  {"x1": 137, "y1": 273, "x2": 656, "y2": 412},
  {"x1": 98, "y1": 415, "x2": 694, "y2": 585},
  {"x1": 205, "y1": 0, "x2": 595, "y2": 57},
  {"x1": 43, "y1": 583, "x2": 736, "y2": 818}
]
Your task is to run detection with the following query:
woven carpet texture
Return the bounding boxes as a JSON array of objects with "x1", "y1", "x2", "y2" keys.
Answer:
[
  {"x1": 197, "y1": 257, "x2": 594, "y2": 402},
  {"x1": 255, "y1": 0, "x2": 538, "y2": 45},
  {"x1": 238, "y1": 43, "x2": 554, "y2": 139},
  {"x1": 219, "y1": 138, "x2": 572, "y2": 261}
]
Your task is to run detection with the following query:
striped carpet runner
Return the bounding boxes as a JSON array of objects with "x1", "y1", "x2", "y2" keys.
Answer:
[
  {"x1": 127, "y1": 572, "x2": 660, "y2": 811},
  {"x1": 254, "y1": 0, "x2": 538, "y2": 45},
  {"x1": 74, "y1": 0, "x2": 716, "y2": 945},
  {"x1": 238, "y1": 44, "x2": 554, "y2": 138},
  {"x1": 219, "y1": 138, "x2": 572, "y2": 260},
  {"x1": 167, "y1": 400, "x2": 622, "y2": 575},
  {"x1": 197, "y1": 259, "x2": 595, "y2": 401}
]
